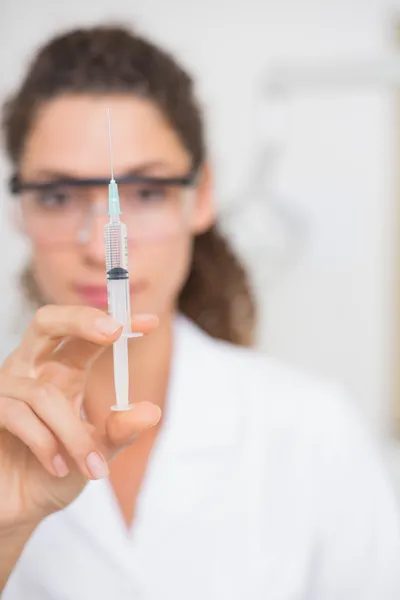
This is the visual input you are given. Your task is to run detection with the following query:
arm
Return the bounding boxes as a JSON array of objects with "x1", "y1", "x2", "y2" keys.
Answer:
[{"x1": 312, "y1": 388, "x2": 400, "y2": 600}]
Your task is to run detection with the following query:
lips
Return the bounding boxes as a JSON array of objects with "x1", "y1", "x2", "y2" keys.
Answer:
[
  {"x1": 75, "y1": 281, "x2": 147, "y2": 308},
  {"x1": 75, "y1": 286, "x2": 108, "y2": 307}
]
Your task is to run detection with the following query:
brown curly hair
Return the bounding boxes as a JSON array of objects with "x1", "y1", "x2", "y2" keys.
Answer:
[{"x1": 2, "y1": 25, "x2": 256, "y2": 345}]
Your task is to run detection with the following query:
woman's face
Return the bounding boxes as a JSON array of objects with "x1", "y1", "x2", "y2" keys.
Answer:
[{"x1": 18, "y1": 94, "x2": 214, "y2": 317}]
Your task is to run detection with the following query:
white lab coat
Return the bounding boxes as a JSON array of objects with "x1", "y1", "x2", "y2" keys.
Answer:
[{"x1": 3, "y1": 314, "x2": 400, "y2": 600}]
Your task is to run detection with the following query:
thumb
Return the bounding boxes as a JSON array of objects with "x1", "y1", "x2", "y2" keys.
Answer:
[{"x1": 103, "y1": 401, "x2": 162, "y2": 458}]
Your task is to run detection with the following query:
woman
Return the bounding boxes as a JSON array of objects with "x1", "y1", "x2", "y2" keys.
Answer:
[{"x1": 0, "y1": 25, "x2": 399, "y2": 600}]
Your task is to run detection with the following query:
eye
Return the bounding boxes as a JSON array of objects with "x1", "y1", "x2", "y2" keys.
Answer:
[
  {"x1": 135, "y1": 185, "x2": 168, "y2": 202},
  {"x1": 36, "y1": 186, "x2": 73, "y2": 208}
]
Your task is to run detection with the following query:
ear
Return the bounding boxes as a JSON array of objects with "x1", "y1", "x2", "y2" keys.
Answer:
[{"x1": 191, "y1": 163, "x2": 216, "y2": 234}]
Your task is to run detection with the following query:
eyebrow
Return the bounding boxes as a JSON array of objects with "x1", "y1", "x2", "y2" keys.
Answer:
[{"x1": 26, "y1": 161, "x2": 190, "y2": 182}]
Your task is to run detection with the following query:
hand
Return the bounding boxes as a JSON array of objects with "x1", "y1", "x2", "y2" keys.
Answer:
[{"x1": 0, "y1": 306, "x2": 161, "y2": 530}]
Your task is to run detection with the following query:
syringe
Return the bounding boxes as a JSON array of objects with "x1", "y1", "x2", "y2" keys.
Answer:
[{"x1": 105, "y1": 109, "x2": 140, "y2": 412}]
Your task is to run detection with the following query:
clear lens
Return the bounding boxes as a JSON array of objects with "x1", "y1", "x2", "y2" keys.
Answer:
[
  {"x1": 20, "y1": 188, "x2": 87, "y2": 243},
  {"x1": 119, "y1": 183, "x2": 194, "y2": 243}
]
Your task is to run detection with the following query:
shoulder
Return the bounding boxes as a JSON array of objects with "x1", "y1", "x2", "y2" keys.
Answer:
[
  {"x1": 178, "y1": 315, "x2": 358, "y2": 435},
  {"x1": 177, "y1": 315, "x2": 395, "y2": 494},
  {"x1": 177, "y1": 317, "x2": 399, "y2": 493}
]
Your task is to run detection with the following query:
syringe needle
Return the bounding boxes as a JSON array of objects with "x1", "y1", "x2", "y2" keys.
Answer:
[{"x1": 107, "y1": 108, "x2": 114, "y2": 181}]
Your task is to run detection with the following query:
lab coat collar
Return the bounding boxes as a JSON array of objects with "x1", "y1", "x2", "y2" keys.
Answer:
[{"x1": 159, "y1": 313, "x2": 243, "y2": 454}]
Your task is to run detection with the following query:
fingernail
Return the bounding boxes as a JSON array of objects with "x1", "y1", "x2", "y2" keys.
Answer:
[
  {"x1": 95, "y1": 317, "x2": 121, "y2": 335},
  {"x1": 86, "y1": 452, "x2": 109, "y2": 479},
  {"x1": 150, "y1": 406, "x2": 162, "y2": 426},
  {"x1": 134, "y1": 314, "x2": 157, "y2": 321},
  {"x1": 53, "y1": 454, "x2": 69, "y2": 478}
]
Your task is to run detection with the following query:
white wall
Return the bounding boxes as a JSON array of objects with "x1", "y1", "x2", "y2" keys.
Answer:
[{"x1": 1, "y1": 0, "x2": 400, "y2": 446}]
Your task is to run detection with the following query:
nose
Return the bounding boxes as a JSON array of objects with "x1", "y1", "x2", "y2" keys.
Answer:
[{"x1": 79, "y1": 201, "x2": 108, "y2": 264}]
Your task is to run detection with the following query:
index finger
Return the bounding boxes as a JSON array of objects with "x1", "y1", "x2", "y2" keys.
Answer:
[
  {"x1": 13, "y1": 306, "x2": 157, "y2": 369},
  {"x1": 53, "y1": 313, "x2": 159, "y2": 371}
]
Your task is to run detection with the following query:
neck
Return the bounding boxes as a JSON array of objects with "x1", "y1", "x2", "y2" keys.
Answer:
[{"x1": 84, "y1": 311, "x2": 175, "y2": 426}]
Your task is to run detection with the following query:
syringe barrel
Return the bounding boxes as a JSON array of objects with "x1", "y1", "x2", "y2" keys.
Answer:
[
  {"x1": 105, "y1": 220, "x2": 132, "y2": 334},
  {"x1": 105, "y1": 220, "x2": 129, "y2": 272}
]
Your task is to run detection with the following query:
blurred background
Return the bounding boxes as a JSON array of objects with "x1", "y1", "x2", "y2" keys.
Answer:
[{"x1": 1, "y1": 0, "x2": 400, "y2": 490}]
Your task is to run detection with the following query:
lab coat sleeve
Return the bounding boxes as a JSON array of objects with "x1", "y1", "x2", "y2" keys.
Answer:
[{"x1": 311, "y1": 387, "x2": 400, "y2": 600}]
